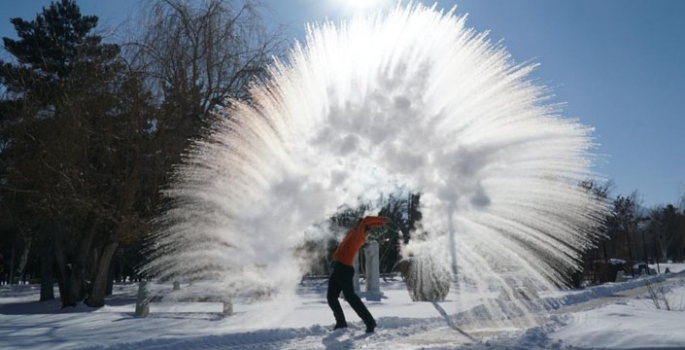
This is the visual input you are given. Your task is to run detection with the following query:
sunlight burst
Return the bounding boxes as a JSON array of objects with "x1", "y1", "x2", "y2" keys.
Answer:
[{"x1": 340, "y1": 0, "x2": 384, "y2": 10}]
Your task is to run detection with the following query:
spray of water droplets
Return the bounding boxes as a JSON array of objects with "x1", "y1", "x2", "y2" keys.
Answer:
[{"x1": 142, "y1": 4, "x2": 607, "y2": 328}]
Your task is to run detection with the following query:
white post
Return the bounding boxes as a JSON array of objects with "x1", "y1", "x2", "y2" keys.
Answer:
[
  {"x1": 365, "y1": 241, "x2": 383, "y2": 301},
  {"x1": 223, "y1": 297, "x2": 233, "y2": 316},
  {"x1": 135, "y1": 281, "x2": 150, "y2": 317}
]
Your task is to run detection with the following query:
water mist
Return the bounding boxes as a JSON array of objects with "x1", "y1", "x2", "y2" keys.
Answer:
[{"x1": 142, "y1": 4, "x2": 607, "y2": 329}]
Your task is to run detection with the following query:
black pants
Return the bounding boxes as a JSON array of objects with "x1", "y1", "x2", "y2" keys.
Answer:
[{"x1": 327, "y1": 260, "x2": 375, "y2": 327}]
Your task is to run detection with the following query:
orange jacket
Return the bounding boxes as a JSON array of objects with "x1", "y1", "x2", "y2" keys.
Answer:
[{"x1": 333, "y1": 216, "x2": 387, "y2": 267}]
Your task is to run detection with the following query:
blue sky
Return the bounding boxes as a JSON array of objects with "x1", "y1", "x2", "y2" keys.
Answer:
[{"x1": 1, "y1": 0, "x2": 684, "y2": 208}]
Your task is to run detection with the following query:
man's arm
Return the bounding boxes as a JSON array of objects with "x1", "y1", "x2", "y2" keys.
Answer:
[{"x1": 361, "y1": 216, "x2": 387, "y2": 229}]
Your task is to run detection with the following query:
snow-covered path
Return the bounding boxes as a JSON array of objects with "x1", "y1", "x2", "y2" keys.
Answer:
[
  {"x1": 2, "y1": 267, "x2": 685, "y2": 350},
  {"x1": 78, "y1": 273, "x2": 682, "y2": 349},
  {"x1": 551, "y1": 276, "x2": 674, "y2": 315},
  {"x1": 75, "y1": 315, "x2": 475, "y2": 350}
]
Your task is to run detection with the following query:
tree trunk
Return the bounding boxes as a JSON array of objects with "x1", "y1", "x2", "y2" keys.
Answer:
[
  {"x1": 9, "y1": 247, "x2": 15, "y2": 284},
  {"x1": 659, "y1": 237, "x2": 670, "y2": 262},
  {"x1": 52, "y1": 214, "x2": 99, "y2": 308},
  {"x1": 52, "y1": 222, "x2": 75, "y2": 307},
  {"x1": 85, "y1": 248, "x2": 99, "y2": 297},
  {"x1": 17, "y1": 235, "x2": 32, "y2": 283},
  {"x1": 39, "y1": 236, "x2": 55, "y2": 301},
  {"x1": 52, "y1": 222, "x2": 86, "y2": 308},
  {"x1": 106, "y1": 259, "x2": 115, "y2": 296},
  {"x1": 70, "y1": 213, "x2": 98, "y2": 303},
  {"x1": 85, "y1": 240, "x2": 119, "y2": 307}
]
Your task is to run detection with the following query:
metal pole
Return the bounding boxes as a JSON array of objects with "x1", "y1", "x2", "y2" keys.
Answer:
[
  {"x1": 653, "y1": 231, "x2": 661, "y2": 274},
  {"x1": 352, "y1": 252, "x2": 360, "y2": 293},
  {"x1": 447, "y1": 201, "x2": 458, "y2": 278},
  {"x1": 641, "y1": 231, "x2": 649, "y2": 274},
  {"x1": 626, "y1": 229, "x2": 634, "y2": 277}
]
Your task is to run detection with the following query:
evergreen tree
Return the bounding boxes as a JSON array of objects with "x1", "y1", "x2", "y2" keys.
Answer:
[{"x1": 0, "y1": 0, "x2": 148, "y2": 307}]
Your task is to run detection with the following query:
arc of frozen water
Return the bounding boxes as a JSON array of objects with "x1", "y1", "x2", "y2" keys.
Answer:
[{"x1": 142, "y1": 3, "x2": 608, "y2": 327}]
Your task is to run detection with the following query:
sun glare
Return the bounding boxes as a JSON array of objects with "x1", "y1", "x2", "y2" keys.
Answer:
[{"x1": 341, "y1": 0, "x2": 385, "y2": 11}]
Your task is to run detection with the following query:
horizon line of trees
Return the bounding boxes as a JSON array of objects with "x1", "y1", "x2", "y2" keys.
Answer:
[{"x1": 578, "y1": 181, "x2": 685, "y2": 285}]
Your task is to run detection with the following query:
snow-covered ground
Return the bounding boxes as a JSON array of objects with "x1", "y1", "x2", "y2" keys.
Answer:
[{"x1": 1, "y1": 264, "x2": 685, "y2": 350}]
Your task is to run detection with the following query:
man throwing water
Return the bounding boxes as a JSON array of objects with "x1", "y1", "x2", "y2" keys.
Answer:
[{"x1": 327, "y1": 216, "x2": 388, "y2": 333}]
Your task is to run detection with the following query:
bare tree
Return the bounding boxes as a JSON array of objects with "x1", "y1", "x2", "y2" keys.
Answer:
[
  {"x1": 147, "y1": 0, "x2": 280, "y2": 104},
  {"x1": 128, "y1": 0, "x2": 283, "y2": 120},
  {"x1": 123, "y1": 0, "x2": 285, "y2": 219}
]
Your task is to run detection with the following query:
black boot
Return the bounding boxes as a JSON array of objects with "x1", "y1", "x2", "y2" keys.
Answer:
[
  {"x1": 334, "y1": 321, "x2": 348, "y2": 330},
  {"x1": 365, "y1": 320, "x2": 376, "y2": 333}
]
